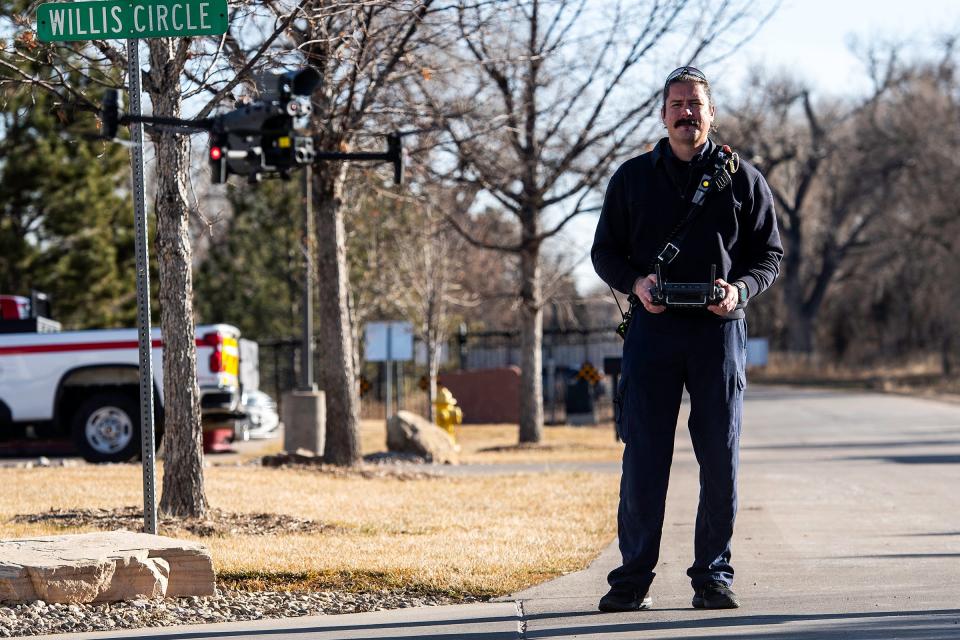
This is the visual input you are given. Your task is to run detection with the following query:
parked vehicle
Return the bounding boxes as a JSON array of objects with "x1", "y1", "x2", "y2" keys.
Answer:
[
  {"x1": 0, "y1": 292, "x2": 245, "y2": 462},
  {"x1": 234, "y1": 390, "x2": 280, "y2": 441}
]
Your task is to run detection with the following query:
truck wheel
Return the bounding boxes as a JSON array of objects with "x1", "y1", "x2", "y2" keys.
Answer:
[{"x1": 71, "y1": 392, "x2": 141, "y2": 463}]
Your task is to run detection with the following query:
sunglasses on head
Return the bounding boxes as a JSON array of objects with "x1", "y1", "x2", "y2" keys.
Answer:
[{"x1": 664, "y1": 66, "x2": 707, "y2": 86}]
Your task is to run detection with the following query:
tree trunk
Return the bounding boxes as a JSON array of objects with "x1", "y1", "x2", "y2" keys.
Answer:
[
  {"x1": 426, "y1": 322, "x2": 437, "y2": 424},
  {"x1": 347, "y1": 288, "x2": 362, "y2": 403},
  {"x1": 314, "y1": 166, "x2": 361, "y2": 465},
  {"x1": 785, "y1": 309, "x2": 815, "y2": 355},
  {"x1": 518, "y1": 242, "x2": 543, "y2": 443},
  {"x1": 781, "y1": 247, "x2": 816, "y2": 354},
  {"x1": 783, "y1": 263, "x2": 814, "y2": 354},
  {"x1": 424, "y1": 284, "x2": 437, "y2": 423},
  {"x1": 148, "y1": 42, "x2": 207, "y2": 518},
  {"x1": 423, "y1": 232, "x2": 442, "y2": 424},
  {"x1": 943, "y1": 335, "x2": 954, "y2": 377}
]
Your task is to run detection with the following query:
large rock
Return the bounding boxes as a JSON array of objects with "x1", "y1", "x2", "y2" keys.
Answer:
[
  {"x1": 0, "y1": 530, "x2": 215, "y2": 604},
  {"x1": 387, "y1": 410, "x2": 459, "y2": 464}
]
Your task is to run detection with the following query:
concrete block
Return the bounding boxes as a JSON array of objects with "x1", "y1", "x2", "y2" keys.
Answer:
[
  {"x1": 0, "y1": 530, "x2": 214, "y2": 604},
  {"x1": 282, "y1": 389, "x2": 326, "y2": 455}
]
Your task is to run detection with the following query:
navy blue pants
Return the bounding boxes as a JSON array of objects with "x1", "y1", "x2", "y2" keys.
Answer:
[{"x1": 609, "y1": 310, "x2": 747, "y2": 594}]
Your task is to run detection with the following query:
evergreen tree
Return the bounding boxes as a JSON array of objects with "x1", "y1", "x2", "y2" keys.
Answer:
[
  {"x1": 0, "y1": 62, "x2": 136, "y2": 328},
  {"x1": 193, "y1": 181, "x2": 301, "y2": 341}
]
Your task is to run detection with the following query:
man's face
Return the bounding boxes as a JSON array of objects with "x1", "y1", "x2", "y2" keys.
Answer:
[{"x1": 661, "y1": 81, "x2": 715, "y2": 148}]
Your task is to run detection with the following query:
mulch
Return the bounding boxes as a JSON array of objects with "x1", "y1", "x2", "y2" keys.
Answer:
[{"x1": 10, "y1": 506, "x2": 335, "y2": 537}]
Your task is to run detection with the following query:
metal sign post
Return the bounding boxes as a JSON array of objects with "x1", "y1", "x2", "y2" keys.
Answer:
[
  {"x1": 34, "y1": 2, "x2": 229, "y2": 536},
  {"x1": 385, "y1": 326, "x2": 393, "y2": 422},
  {"x1": 126, "y1": 39, "x2": 157, "y2": 535}
]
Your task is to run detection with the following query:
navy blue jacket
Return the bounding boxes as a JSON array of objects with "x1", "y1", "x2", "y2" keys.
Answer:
[{"x1": 592, "y1": 138, "x2": 783, "y2": 318}]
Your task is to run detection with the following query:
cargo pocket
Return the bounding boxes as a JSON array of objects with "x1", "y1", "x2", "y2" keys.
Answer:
[
  {"x1": 613, "y1": 375, "x2": 629, "y2": 442},
  {"x1": 738, "y1": 318, "x2": 748, "y2": 392}
]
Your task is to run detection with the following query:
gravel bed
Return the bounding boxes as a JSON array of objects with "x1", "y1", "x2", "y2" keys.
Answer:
[{"x1": 0, "y1": 588, "x2": 484, "y2": 637}]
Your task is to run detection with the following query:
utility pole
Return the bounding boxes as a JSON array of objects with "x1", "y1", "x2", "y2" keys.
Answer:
[
  {"x1": 301, "y1": 165, "x2": 315, "y2": 391},
  {"x1": 282, "y1": 166, "x2": 325, "y2": 455}
]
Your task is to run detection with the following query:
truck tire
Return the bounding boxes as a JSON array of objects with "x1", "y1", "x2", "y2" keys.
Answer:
[{"x1": 71, "y1": 392, "x2": 141, "y2": 463}]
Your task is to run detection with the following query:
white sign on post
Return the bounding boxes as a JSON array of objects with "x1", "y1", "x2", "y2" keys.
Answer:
[
  {"x1": 365, "y1": 321, "x2": 414, "y2": 362},
  {"x1": 365, "y1": 321, "x2": 414, "y2": 424}
]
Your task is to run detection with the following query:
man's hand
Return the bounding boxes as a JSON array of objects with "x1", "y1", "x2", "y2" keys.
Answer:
[
  {"x1": 632, "y1": 273, "x2": 666, "y2": 314},
  {"x1": 707, "y1": 278, "x2": 738, "y2": 316}
]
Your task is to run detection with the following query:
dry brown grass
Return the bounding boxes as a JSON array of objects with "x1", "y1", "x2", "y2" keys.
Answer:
[
  {"x1": 220, "y1": 418, "x2": 625, "y2": 466},
  {"x1": 755, "y1": 352, "x2": 945, "y2": 381},
  {"x1": 0, "y1": 463, "x2": 619, "y2": 597},
  {"x1": 360, "y1": 419, "x2": 624, "y2": 464},
  {"x1": 751, "y1": 352, "x2": 960, "y2": 399}
]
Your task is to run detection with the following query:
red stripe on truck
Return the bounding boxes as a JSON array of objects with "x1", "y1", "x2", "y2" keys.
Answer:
[{"x1": 0, "y1": 339, "x2": 208, "y2": 356}]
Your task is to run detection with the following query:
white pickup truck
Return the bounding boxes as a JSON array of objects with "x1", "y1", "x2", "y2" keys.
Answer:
[{"x1": 0, "y1": 294, "x2": 243, "y2": 462}]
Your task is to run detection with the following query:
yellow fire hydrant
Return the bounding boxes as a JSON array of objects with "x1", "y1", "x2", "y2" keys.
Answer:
[{"x1": 434, "y1": 385, "x2": 463, "y2": 440}]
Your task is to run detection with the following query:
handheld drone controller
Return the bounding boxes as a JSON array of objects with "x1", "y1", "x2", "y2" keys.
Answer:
[
  {"x1": 614, "y1": 263, "x2": 728, "y2": 340},
  {"x1": 650, "y1": 264, "x2": 725, "y2": 308}
]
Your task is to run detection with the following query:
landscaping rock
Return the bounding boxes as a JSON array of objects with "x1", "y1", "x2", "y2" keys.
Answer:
[
  {"x1": 386, "y1": 410, "x2": 459, "y2": 464},
  {"x1": 0, "y1": 530, "x2": 214, "y2": 604}
]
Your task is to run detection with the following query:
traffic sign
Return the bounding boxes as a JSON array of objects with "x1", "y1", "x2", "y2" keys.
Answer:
[
  {"x1": 576, "y1": 362, "x2": 602, "y2": 385},
  {"x1": 36, "y1": 0, "x2": 229, "y2": 42}
]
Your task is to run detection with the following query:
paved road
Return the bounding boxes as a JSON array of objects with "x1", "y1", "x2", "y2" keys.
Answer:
[{"x1": 28, "y1": 385, "x2": 960, "y2": 639}]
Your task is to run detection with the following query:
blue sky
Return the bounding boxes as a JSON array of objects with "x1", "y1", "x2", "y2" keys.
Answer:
[{"x1": 570, "y1": 0, "x2": 960, "y2": 293}]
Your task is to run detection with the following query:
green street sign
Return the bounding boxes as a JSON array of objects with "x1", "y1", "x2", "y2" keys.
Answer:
[{"x1": 36, "y1": 0, "x2": 229, "y2": 42}]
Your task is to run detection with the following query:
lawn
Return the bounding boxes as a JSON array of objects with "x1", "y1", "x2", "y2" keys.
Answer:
[
  {"x1": 247, "y1": 418, "x2": 626, "y2": 465},
  {"x1": 0, "y1": 421, "x2": 623, "y2": 599}
]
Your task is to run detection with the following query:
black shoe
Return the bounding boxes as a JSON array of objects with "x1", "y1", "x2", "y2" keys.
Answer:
[
  {"x1": 692, "y1": 581, "x2": 740, "y2": 609},
  {"x1": 598, "y1": 585, "x2": 653, "y2": 612}
]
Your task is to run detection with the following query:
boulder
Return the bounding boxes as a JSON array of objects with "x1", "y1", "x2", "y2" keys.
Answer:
[
  {"x1": 387, "y1": 410, "x2": 459, "y2": 464},
  {"x1": 0, "y1": 530, "x2": 214, "y2": 604}
]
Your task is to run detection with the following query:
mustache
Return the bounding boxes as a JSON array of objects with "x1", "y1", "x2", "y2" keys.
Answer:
[{"x1": 674, "y1": 118, "x2": 700, "y2": 127}]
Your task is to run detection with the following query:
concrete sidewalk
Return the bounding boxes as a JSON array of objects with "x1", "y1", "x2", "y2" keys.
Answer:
[{"x1": 26, "y1": 385, "x2": 960, "y2": 639}]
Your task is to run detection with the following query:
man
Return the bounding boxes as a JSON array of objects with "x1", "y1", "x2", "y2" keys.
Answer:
[{"x1": 591, "y1": 66, "x2": 783, "y2": 612}]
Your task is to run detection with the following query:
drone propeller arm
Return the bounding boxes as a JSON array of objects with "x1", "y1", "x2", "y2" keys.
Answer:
[
  {"x1": 310, "y1": 133, "x2": 403, "y2": 185},
  {"x1": 119, "y1": 114, "x2": 215, "y2": 134}
]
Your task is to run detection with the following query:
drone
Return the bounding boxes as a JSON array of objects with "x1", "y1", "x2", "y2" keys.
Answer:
[{"x1": 100, "y1": 67, "x2": 403, "y2": 185}]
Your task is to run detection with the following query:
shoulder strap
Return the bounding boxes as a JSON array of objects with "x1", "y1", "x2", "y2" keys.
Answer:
[
  {"x1": 648, "y1": 144, "x2": 733, "y2": 272},
  {"x1": 612, "y1": 144, "x2": 736, "y2": 335}
]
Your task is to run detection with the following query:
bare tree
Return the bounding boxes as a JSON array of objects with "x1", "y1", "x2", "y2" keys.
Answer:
[
  {"x1": 850, "y1": 43, "x2": 960, "y2": 371},
  {"x1": 394, "y1": 186, "x2": 478, "y2": 420},
  {"x1": 341, "y1": 154, "x2": 478, "y2": 421},
  {"x1": 721, "y1": 60, "x2": 909, "y2": 355},
  {"x1": 279, "y1": 0, "x2": 438, "y2": 465},
  {"x1": 417, "y1": 0, "x2": 773, "y2": 442}
]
